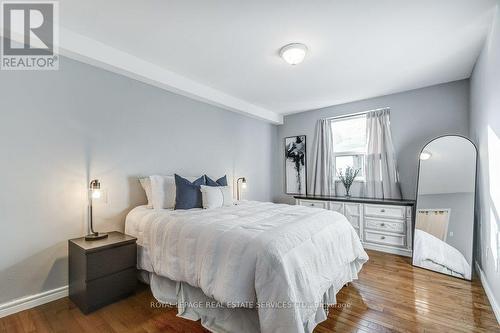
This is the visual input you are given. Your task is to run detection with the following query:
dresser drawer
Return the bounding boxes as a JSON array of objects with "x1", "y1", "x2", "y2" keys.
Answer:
[
  {"x1": 329, "y1": 202, "x2": 344, "y2": 213},
  {"x1": 365, "y1": 204, "x2": 406, "y2": 219},
  {"x1": 345, "y1": 203, "x2": 361, "y2": 216},
  {"x1": 346, "y1": 215, "x2": 360, "y2": 228},
  {"x1": 298, "y1": 200, "x2": 327, "y2": 209},
  {"x1": 365, "y1": 218, "x2": 405, "y2": 234},
  {"x1": 365, "y1": 231, "x2": 405, "y2": 247},
  {"x1": 87, "y1": 243, "x2": 136, "y2": 280}
]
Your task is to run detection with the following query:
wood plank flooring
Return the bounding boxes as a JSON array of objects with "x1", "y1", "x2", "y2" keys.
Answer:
[{"x1": 1, "y1": 250, "x2": 499, "y2": 333}]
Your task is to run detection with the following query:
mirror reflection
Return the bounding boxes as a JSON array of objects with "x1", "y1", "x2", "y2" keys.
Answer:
[{"x1": 413, "y1": 136, "x2": 476, "y2": 280}]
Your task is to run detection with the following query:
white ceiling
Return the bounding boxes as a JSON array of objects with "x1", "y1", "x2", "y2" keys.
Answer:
[
  {"x1": 418, "y1": 136, "x2": 477, "y2": 195},
  {"x1": 42, "y1": 1, "x2": 500, "y2": 122}
]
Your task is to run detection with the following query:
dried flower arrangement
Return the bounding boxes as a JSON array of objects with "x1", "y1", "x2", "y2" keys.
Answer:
[{"x1": 338, "y1": 166, "x2": 361, "y2": 197}]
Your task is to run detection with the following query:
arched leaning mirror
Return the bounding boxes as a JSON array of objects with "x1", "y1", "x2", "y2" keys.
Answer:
[{"x1": 413, "y1": 135, "x2": 477, "y2": 280}]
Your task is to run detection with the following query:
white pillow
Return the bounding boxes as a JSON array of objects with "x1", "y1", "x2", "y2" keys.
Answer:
[
  {"x1": 150, "y1": 175, "x2": 200, "y2": 209},
  {"x1": 200, "y1": 185, "x2": 233, "y2": 209},
  {"x1": 139, "y1": 177, "x2": 153, "y2": 209}
]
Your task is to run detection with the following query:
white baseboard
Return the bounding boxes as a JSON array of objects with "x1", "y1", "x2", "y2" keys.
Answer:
[
  {"x1": 475, "y1": 262, "x2": 500, "y2": 324},
  {"x1": 0, "y1": 285, "x2": 68, "y2": 318},
  {"x1": 363, "y1": 243, "x2": 412, "y2": 257}
]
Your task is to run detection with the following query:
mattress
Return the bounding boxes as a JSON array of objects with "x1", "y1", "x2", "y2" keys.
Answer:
[{"x1": 125, "y1": 201, "x2": 368, "y2": 333}]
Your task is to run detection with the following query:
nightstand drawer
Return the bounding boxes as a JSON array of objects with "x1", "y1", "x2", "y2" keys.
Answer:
[
  {"x1": 85, "y1": 268, "x2": 137, "y2": 313},
  {"x1": 87, "y1": 243, "x2": 136, "y2": 280}
]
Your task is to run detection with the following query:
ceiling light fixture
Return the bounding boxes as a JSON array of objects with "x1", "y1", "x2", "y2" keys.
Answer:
[
  {"x1": 280, "y1": 43, "x2": 308, "y2": 65},
  {"x1": 420, "y1": 151, "x2": 432, "y2": 161}
]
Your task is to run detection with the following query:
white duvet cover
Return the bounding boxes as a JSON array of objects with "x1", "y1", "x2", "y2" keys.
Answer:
[
  {"x1": 413, "y1": 229, "x2": 471, "y2": 279},
  {"x1": 125, "y1": 201, "x2": 368, "y2": 333}
]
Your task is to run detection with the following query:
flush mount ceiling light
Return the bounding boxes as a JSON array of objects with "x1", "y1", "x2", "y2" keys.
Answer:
[
  {"x1": 280, "y1": 43, "x2": 308, "y2": 65},
  {"x1": 420, "y1": 151, "x2": 432, "y2": 160}
]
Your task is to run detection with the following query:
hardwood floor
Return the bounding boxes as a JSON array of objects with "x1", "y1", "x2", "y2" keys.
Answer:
[{"x1": 1, "y1": 250, "x2": 498, "y2": 333}]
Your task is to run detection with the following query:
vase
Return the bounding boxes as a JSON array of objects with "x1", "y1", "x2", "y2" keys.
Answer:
[{"x1": 344, "y1": 186, "x2": 351, "y2": 197}]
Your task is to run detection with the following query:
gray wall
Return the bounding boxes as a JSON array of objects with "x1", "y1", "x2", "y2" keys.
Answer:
[
  {"x1": 274, "y1": 80, "x2": 470, "y2": 204},
  {"x1": 418, "y1": 193, "x2": 474, "y2": 265},
  {"x1": 0, "y1": 56, "x2": 276, "y2": 304},
  {"x1": 470, "y1": 3, "x2": 500, "y2": 313}
]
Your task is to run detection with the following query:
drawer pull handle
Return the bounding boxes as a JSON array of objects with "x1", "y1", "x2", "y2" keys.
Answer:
[
  {"x1": 380, "y1": 236, "x2": 386, "y2": 240},
  {"x1": 380, "y1": 223, "x2": 385, "y2": 227},
  {"x1": 311, "y1": 204, "x2": 315, "y2": 206},
  {"x1": 380, "y1": 209, "x2": 386, "y2": 213}
]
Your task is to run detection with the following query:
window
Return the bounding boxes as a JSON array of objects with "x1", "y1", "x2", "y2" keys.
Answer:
[{"x1": 330, "y1": 114, "x2": 367, "y2": 180}]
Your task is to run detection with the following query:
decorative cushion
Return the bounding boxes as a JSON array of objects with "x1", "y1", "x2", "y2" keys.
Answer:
[
  {"x1": 205, "y1": 175, "x2": 228, "y2": 187},
  {"x1": 150, "y1": 175, "x2": 200, "y2": 209},
  {"x1": 174, "y1": 174, "x2": 206, "y2": 209},
  {"x1": 200, "y1": 185, "x2": 233, "y2": 209},
  {"x1": 139, "y1": 177, "x2": 153, "y2": 208}
]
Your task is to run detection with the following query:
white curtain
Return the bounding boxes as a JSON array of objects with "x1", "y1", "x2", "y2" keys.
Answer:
[
  {"x1": 365, "y1": 109, "x2": 402, "y2": 199},
  {"x1": 309, "y1": 119, "x2": 336, "y2": 195}
]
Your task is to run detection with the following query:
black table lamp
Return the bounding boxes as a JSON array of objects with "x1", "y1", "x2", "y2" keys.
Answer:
[{"x1": 85, "y1": 179, "x2": 108, "y2": 241}]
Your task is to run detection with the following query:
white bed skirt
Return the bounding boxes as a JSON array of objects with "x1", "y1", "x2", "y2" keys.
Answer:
[{"x1": 141, "y1": 259, "x2": 362, "y2": 333}]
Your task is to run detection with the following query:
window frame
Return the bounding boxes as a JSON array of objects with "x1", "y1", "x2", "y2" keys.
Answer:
[
  {"x1": 330, "y1": 114, "x2": 367, "y2": 182},
  {"x1": 334, "y1": 152, "x2": 366, "y2": 181}
]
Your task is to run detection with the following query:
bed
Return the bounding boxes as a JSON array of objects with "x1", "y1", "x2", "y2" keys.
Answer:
[
  {"x1": 413, "y1": 229, "x2": 471, "y2": 279},
  {"x1": 125, "y1": 201, "x2": 368, "y2": 333}
]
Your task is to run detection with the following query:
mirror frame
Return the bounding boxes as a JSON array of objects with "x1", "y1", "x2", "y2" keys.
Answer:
[{"x1": 412, "y1": 134, "x2": 478, "y2": 280}]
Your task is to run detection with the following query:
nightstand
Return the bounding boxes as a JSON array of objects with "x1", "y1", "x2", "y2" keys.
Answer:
[{"x1": 69, "y1": 231, "x2": 137, "y2": 314}]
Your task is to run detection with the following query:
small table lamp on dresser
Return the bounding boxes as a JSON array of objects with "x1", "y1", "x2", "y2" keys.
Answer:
[{"x1": 69, "y1": 231, "x2": 137, "y2": 314}]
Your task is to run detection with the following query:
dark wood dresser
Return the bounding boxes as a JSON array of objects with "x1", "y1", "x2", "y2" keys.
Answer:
[{"x1": 69, "y1": 231, "x2": 137, "y2": 314}]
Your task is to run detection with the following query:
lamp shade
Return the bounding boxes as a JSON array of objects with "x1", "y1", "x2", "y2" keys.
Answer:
[
  {"x1": 90, "y1": 179, "x2": 101, "y2": 199},
  {"x1": 86, "y1": 179, "x2": 108, "y2": 241},
  {"x1": 236, "y1": 177, "x2": 247, "y2": 200}
]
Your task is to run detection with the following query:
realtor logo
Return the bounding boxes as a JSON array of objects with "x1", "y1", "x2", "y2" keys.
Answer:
[{"x1": 1, "y1": 1, "x2": 59, "y2": 70}]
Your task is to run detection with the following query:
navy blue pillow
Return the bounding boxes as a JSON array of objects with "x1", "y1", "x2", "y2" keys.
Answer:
[
  {"x1": 205, "y1": 175, "x2": 228, "y2": 187},
  {"x1": 174, "y1": 174, "x2": 206, "y2": 209}
]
